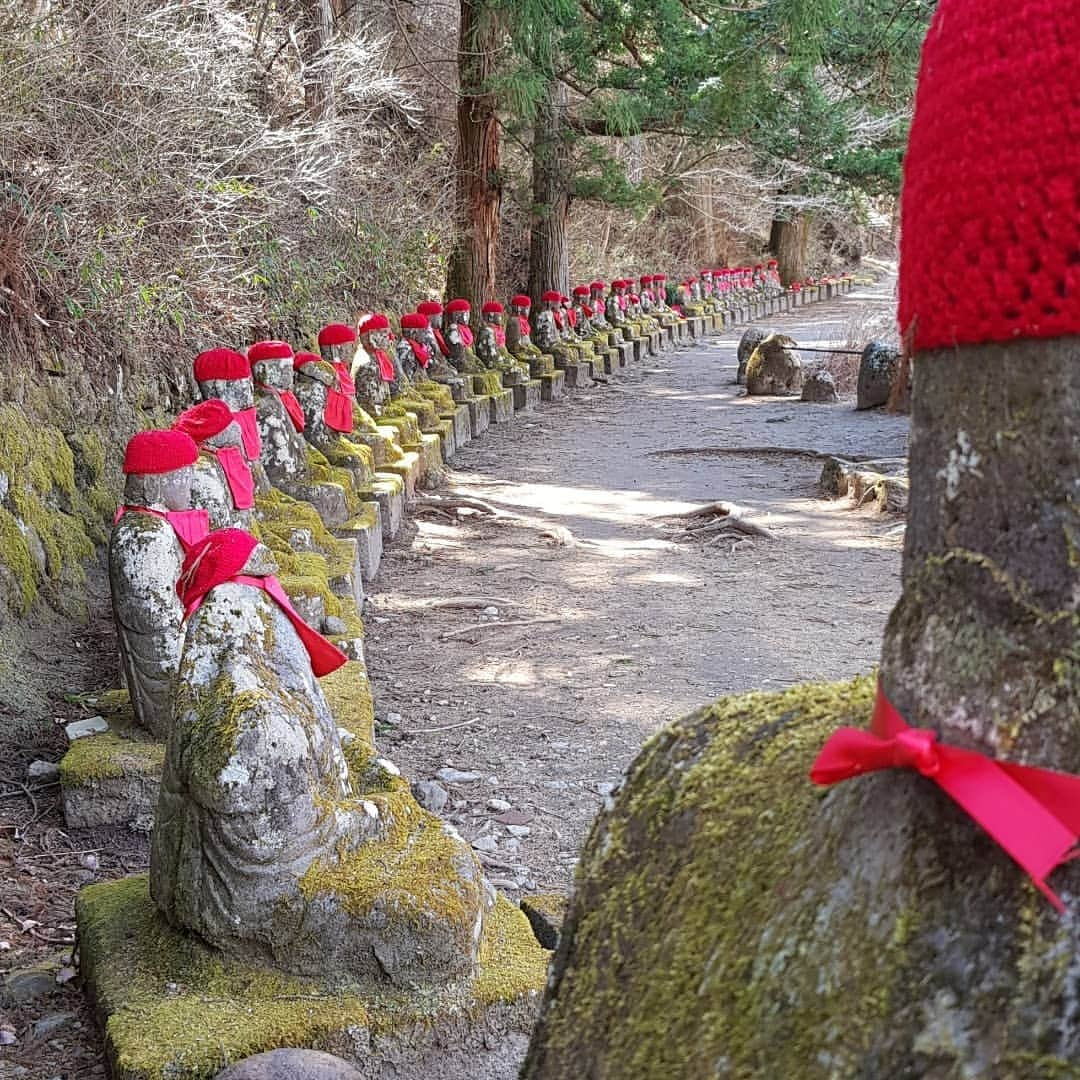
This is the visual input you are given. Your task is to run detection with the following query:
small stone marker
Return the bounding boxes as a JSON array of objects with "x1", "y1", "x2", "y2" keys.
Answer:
[
  {"x1": 65, "y1": 715, "x2": 108, "y2": 742},
  {"x1": 214, "y1": 1049, "x2": 364, "y2": 1080}
]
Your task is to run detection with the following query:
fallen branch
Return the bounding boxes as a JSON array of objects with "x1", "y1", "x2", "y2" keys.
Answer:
[
  {"x1": 440, "y1": 616, "x2": 561, "y2": 642},
  {"x1": 650, "y1": 446, "x2": 878, "y2": 462},
  {"x1": 412, "y1": 716, "x2": 483, "y2": 734},
  {"x1": 422, "y1": 596, "x2": 522, "y2": 610},
  {"x1": 413, "y1": 494, "x2": 501, "y2": 516}
]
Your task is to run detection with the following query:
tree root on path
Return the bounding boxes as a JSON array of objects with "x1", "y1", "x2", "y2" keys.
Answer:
[
  {"x1": 440, "y1": 616, "x2": 562, "y2": 642},
  {"x1": 413, "y1": 493, "x2": 577, "y2": 547},
  {"x1": 664, "y1": 500, "x2": 778, "y2": 542},
  {"x1": 649, "y1": 446, "x2": 877, "y2": 462}
]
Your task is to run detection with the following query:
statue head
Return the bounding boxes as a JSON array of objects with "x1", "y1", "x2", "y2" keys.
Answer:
[
  {"x1": 400, "y1": 312, "x2": 428, "y2": 342},
  {"x1": 481, "y1": 300, "x2": 505, "y2": 326},
  {"x1": 248, "y1": 340, "x2": 295, "y2": 391},
  {"x1": 417, "y1": 300, "x2": 444, "y2": 330},
  {"x1": 317, "y1": 323, "x2": 358, "y2": 366},
  {"x1": 589, "y1": 280, "x2": 606, "y2": 300},
  {"x1": 293, "y1": 351, "x2": 336, "y2": 388},
  {"x1": 357, "y1": 313, "x2": 392, "y2": 351},
  {"x1": 194, "y1": 348, "x2": 255, "y2": 411},
  {"x1": 572, "y1": 285, "x2": 590, "y2": 309},
  {"x1": 541, "y1": 289, "x2": 562, "y2": 312},
  {"x1": 173, "y1": 399, "x2": 244, "y2": 451},
  {"x1": 445, "y1": 299, "x2": 471, "y2": 326},
  {"x1": 121, "y1": 429, "x2": 198, "y2": 510},
  {"x1": 509, "y1": 293, "x2": 531, "y2": 317}
]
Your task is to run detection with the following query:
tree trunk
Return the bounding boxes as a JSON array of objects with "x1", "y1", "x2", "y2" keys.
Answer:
[
  {"x1": 769, "y1": 211, "x2": 810, "y2": 285},
  {"x1": 880, "y1": 341, "x2": 1079, "y2": 758},
  {"x1": 527, "y1": 77, "x2": 570, "y2": 300},
  {"x1": 297, "y1": 0, "x2": 335, "y2": 120},
  {"x1": 446, "y1": 0, "x2": 502, "y2": 305}
]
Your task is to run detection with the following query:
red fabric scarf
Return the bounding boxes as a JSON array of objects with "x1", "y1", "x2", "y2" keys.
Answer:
[
  {"x1": 233, "y1": 407, "x2": 261, "y2": 461},
  {"x1": 373, "y1": 349, "x2": 396, "y2": 382},
  {"x1": 255, "y1": 384, "x2": 305, "y2": 433},
  {"x1": 407, "y1": 339, "x2": 431, "y2": 368},
  {"x1": 516, "y1": 315, "x2": 531, "y2": 338},
  {"x1": 811, "y1": 680, "x2": 1080, "y2": 912},
  {"x1": 582, "y1": 303, "x2": 595, "y2": 318},
  {"x1": 567, "y1": 309, "x2": 578, "y2": 328},
  {"x1": 432, "y1": 326, "x2": 450, "y2": 357},
  {"x1": 553, "y1": 311, "x2": 564, "y2": 329},
  {"x1": 457, "y1": 324, "x2": 474, "y2": 347},
  {"x1": 113, "y1": 505, "x2": 210, "y2": 553},
  {"x1": 207, "y1": 447, "x2": 255, "y2": 510},
  {"x1": 493, "y1": 326, "x2": 506, "y2": 348}
]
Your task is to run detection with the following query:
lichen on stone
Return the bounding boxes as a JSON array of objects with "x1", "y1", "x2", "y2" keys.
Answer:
[{"x1": 60, "y1": 732, "x2": 165, "y2": 784}]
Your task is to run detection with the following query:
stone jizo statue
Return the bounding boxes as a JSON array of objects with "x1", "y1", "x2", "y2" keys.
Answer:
[
  {"x1": 110, "y1": 429, "x2": 207, "y2": 739},
  {"x1": 476, "y1": 301, "x2": 527, "y2": 383},
  {"x1": 444, "y1": 299, "x2": 483, "y2": 374}
]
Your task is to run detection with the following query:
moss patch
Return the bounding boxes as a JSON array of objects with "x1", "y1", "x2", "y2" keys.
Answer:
[
  {"x1": 78, "y1": 873, "x2": 546, "y2": 1080},
  {"x1": 60, "y1": 732, "x2": 165, "y2": 785},
  {"x1": 319, "y1": 661, "x2": 375, "y2": 770}
]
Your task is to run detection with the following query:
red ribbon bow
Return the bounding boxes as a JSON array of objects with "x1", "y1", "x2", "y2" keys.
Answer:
[{"x1": 811, "y1": 681, "x2": 1080, "y2": 911}]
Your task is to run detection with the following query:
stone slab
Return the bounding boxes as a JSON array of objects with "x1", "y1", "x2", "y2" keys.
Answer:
[
  {"x1": 430, "y1": 418, "x2": 456, "y2": 462},
  {"x1": 539, "y1": 370, "x2": 565, "y2": 402},
  {"x1": 512, "y1": 380, "x2": 541, "y2": 412},
  {"x1": 448, "y1": 405, "x2": 472, "y2": 451},
  {"x1": 467, "y1": 396, "x2": 492, "y2": 438},
  {"x1": 558, "y1": 361, "x2": 590, "y2": 389},
  {"x1": 325, "y1": 536, "x2": 365, "y2": 610},
  {"x1": 489, "y1": 389, "x2": 514, "y2": 424},
  {"x1": 378, "y1": 449, "x2": 419, "y2": 499},
  {"x1": 77, "y1": 875, "x2": 548, "y2": 1080},
  {"x1": 370, "y1": 475, "x2": 405, "y2": 541},
  {"x1": 416, "y1": 432, "x2": 446, "y2": 490},
  {"x1": 334, "y1": 505, "x2": 382, "y2": 583},
  {"x1": 60, "y1": 733, "x2": 164, "y2": 831},
  {"x1": 616, "y1": 342, "x2": 632, "y2": 368}
]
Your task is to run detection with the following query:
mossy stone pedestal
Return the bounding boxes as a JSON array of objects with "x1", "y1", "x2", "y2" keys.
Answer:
[
  {"x1": 512, "y1": 381, "x2": 541, "y2": 412},
  {"x1": 538, "y1": 370, "x2": 565, "y2": 402},
  {"x1": 466, "y1": 395, "x2": 493, "y2": 437},
  {"x1": 489, "y1": 390, "x2": 515, "y2": 424},
  {"x1": 78, "y1": 876, "x2": 549, "y2": 1080},
  {"x1": 368, "y1": 474, "x2": 405, "y2": 541},
  {"x1": 559, "y1": 360, "x2": 592, "y2": 388}
]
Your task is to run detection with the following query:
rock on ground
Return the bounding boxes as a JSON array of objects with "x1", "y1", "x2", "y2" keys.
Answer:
[
  {"x1": 745, "y1": 334, "x2": 803, "y2": 396},
  {"x1": 215, "y1": 1049, "x2": 363, "y2": 1080},
  {"x1": 801, "y1": 369, "x2": 839, "y2": 403},
  {"x1": 856, "y1": 340, "x2": 901, "y2": 409}
]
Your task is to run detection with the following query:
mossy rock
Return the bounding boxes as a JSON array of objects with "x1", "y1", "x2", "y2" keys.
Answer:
[
  {"x1": 60, "y1": 732, "x2": 166, "y2": 830},
  {"x1": 77, "y1": 875, "x2": 549, "y2": 1080},
  {"x1": 524, "y1": 676, "x2": 1080, "y2": 1079},
  {"x1": 745, "y1": 333, "x2": 803, "y2": 396},
  {"x1": 736, "y1": 326, "x2": 775, "y2": 384}
]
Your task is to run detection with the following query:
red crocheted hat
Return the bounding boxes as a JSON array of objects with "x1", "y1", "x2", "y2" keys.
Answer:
[
  {"x1": 293, "y1": 351, "x2": 321, "y2": 369},
  {"x1": 541, "y1": 290, "x2": 562, "y2": 303},
  {"x1": 590, "y1": 281, "x2": 605, "y2": 290},
  {"x1": 510, "y1": 294, "x2": 532, "y2": 308},
  {"x1": 481, "y1": 301, "x2": 504, "y2": 315},
  {"x1": 767, "y1": 259, "x2": 778, "y2": 267},
  {"x1": 899, "y1": 0, "x2": 1079, "y2": 350},
  {"x1": 445, "y1": 299, "x2": 471, "y2": 314},
  {"x1": 173, "y1": 400, "x2": 233, "y2": 443},
  {"x1": 416, "y1": 300, "x2": 443, "y2": 316},
  {"x1": 400, "y1": 313, "x2": 428, "y2": 330},
  {"x1": 248, "y1": 340, "x2": 294, "y2": 362},
  {"x1": 317, "y1": 323, "x2": 357, "y2": 347},
  {"x1": 123, "y1": 430, "x2": 199, "y2": 475},
  {"x1": 357, "y1": 313, "x2": 390, "y2": 334},
  {"x1": 639, "y1": 275, "x2": 652, "y2": 284},
  {"x1": 572, "y1": 285, "x2": 590, "y2": 297},
  {"x1": 654, "y1": 273, "x2": 667, "y2": 281},
  {"x1": 194, "y1": 348, "x2": 249, "y2": 383},
  {"x1": 560, "y1": 295, "x2": 570, "y2": 303}
]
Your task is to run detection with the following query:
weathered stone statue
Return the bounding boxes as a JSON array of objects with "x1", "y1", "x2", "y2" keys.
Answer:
[
  {"x1": 151, "y1": 528, "x2": 488, "y2": 986},
  {"x1": 534, "y1": 290, "x2": 576, "y2": 367},
  {"x1": 173, "y1": 399, "x2": 256, "y2": 531},
  {"x1": 414, "y1": 302, "x2": 467, "y2": 398},
  {"x1": 354, "y1": 315, "x2": 397, "y2": 411},
  {"x1": 395, "y1": 313, "x2": 433, "y2": 383},
  {"x1": 444, "y1": 299, "x2": 483, "y2": 373},
  {"x1": 194, "y1": 348, "x2": 264, "y2": 467},
  {"x1": 477, "y1": 301, "x2": 528, "y2": 383},
  {"x1": 110, "y1": 429, "x2": 207, "y2": 739},
  {"x1": 587, "y1": 282, "x2": 613, "y2": 331}
]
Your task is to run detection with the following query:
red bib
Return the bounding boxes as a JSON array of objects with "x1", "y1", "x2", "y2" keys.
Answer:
[
  {"x1": 113, "y1": 506, "x2": 210, "y2": 553},
  {"x1": 374, "y1": 349, "x2": 396, "y2": 382},
  {"x1": 208, "y1": 447, "x2": 255, "y2": 510},
  {"x1": 407, "y1": 339, "x2": 431, "y2": 368},
  {"x1": 233, "y1": 407, "x2": 261, "y2": 461},
  {"x1": 256, "y1": 384, "x2": 305, "y2": 433}
]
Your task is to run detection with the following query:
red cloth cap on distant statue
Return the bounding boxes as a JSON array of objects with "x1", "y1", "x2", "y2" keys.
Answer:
[
  {"x1": 572, "y1": 285, "x2": 590, "y2": 297},
  {"x1": 445, "y1": 299, "x2": 471, "y2": 314},
  {"x1": 173, "y1": 400, "x2": 233, "y2": 443},
  {"x1": 510, "y1": 294, "x2": 532, "y2": 308},
  {"x1": 417, "y1": 300, "x2": 444, "y2": 316},
  {"x1": 317, "y1": 323, "x2": 357, "y2": 347},
  {"x1": 247, "y1": 340, "x2": 294, "y2": 362},
  {"x1": 194, "y1": 348, "x2": 249, "y2": 383},
  {"x1": 481, "y1": 301, "x2": 504, "y2": 314},
  {"x1": 400, "y1": 313, "x2": 428, "y2": 330},
  {"x1": 293, "y1": 351, "x2": 321, "y2": 369},
  {"x1": 541, "y1": 290, "x2": 562, "y2": 303},
  {"x1": 357, "y1": 313, "x2": 390, "y2": 335},
  {"x1": 123, "y1": 430, "x2": 200, "y2": 475}
]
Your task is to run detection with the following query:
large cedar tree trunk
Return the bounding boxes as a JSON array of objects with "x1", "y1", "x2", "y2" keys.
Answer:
[
  {"x1": 298, "y1": 0, "x2": 334, "y2": 120},
  {"x1": 769, "y1": 210, "x2": 810, "y2": 285},
  {"x1": 527, "y1": 78, "x2": 570, "y2": 300},
  {"x1": 446, "y1": 0, "x2": 502, "y2": 305}
]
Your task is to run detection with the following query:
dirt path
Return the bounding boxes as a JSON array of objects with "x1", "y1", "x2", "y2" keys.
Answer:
[{"x1": 367, "y1": 276, "x2": 909, "y2": 897}]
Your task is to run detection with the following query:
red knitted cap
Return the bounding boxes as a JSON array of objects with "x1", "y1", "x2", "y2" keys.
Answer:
[
  {"x1": 358, "y1": 313, "x2": 390, "y2": 335},
  {"x1": 482, "y1": 301, "x2": 504, "y2": 314},
  {"x1": 899, "y1": 0, "x2": 1079, "y2": 350},
  {"x1": 123, "y1": 430, "x2": 199, "y2": 475},
  {"x1": 767, "y1": 259, "x2": 778, "y2": 268},
  {"x1": 317, "y1": 323, "x2": 357, "y2": 347},
  {"x1": 510, "y1": 294, "x2": 531, "y2": 308},
  {"x1": 445, "y1": 299, "x2": 471, "y2": 313},
  {"x1": 416, "y1": 300, "x2": 443, "y2": 315},
  {"x1": 541, "y1": 290, "x2": 562, "y2": 303},
  {"x1": 248, "y1": 340, "x2": 294, "y2": 362},
  {"x1": 173, "y1": 400, "x2": 233, "y2": 443},
  {"x1": 194, "y1": 348, "x2": 249, "y2": 383},
  {"x1": 560, "y1": 295, "x2": 570, "y2": 303},
  {"x1": 590, "y1": 281, "x2": 605, "y2": 290},
  {"x1": 400, "y1": 313, "x2": 428, "y2": 330},
  {"x1": 654, "y1": 273, "x2": 667, "y2": 281},
  {"x1": 572, "y1": 285, "x2": 589, "y2": 297},
  {"x1": 639, "y1": 275, "x2": 652, "y2": 284},
  {"x1": 293, "y1": 351, "x2": 321, "y2": 369}
]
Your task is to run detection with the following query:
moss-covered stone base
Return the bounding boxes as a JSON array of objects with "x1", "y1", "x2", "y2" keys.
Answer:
[
  {"x1": 524, "y1": 676, "x2": 1080, "y2": 1080},
  {"x1": 78, "y1": 875, "x2": 548, "y2": 1080}
]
